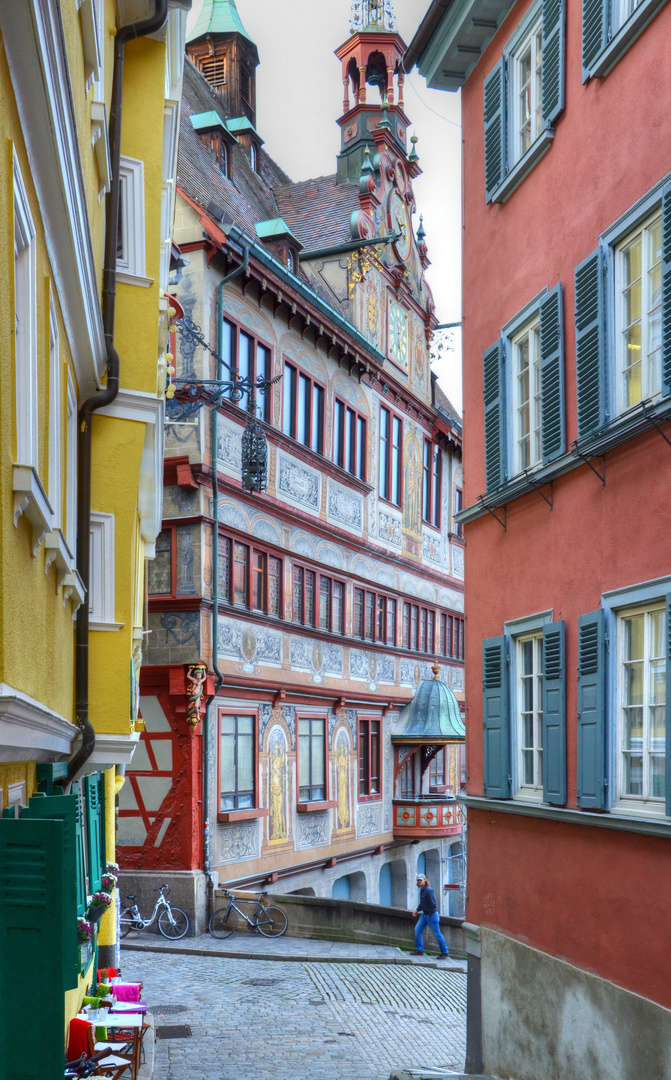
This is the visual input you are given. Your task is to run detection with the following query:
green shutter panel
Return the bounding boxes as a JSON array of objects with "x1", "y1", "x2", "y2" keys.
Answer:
[
  {"x1": 665, "y1": 593, "x2": 671, "y2": 816},
  {"x1": 543, "y1": 620, "x2": 567, "y2": 804},
  {"x1": 483, "y1": 636, "x2": 511, "y2": 798},
  {"x1": 540, "y1": 283, "x2": 566, "y2": 463},
  {"x1": 661, "y1": 180, "x2": 671, "y2": 397},
  {"x1": 23, "y1": 793, "x2": 80, "y2": 989},
  {"x1": 582, "y1": 0, "x2": 607, "y2": 79},
  {"x1": 484, "y1": 58, "x2": 507, "y2": 202},
  {"x1": 0, "y1": 818, "x2": 67, "y2": 1078},
  {"x1": 577, "y1": 609, "x2": 606, "y2": 809},
  {"x1": 541, "y1": 0, "x2": 566, "y2": 127},
  {"x1": 72, "y1": 782, "x2": 87, "y2": 915},
  {"x1": 483, "y1": 340, "x2": 507, "y2": 491},
  {"x1": 86, "y1": 775, "x2": 103, "y2": 894},
  {"x1": 575, "y1": 248, "x2": 606, "y2": 439}
]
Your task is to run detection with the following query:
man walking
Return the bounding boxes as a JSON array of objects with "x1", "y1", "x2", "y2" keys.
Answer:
[{"x1": 411, "y1": 874, "x2": 450, "y2": 958}]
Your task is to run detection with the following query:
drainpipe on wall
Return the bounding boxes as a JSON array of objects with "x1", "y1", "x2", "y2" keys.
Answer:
[
  {"x1": 67, "y1": 0, "x2": 169, "y2": 783},
  {"x1": 202, "y1": 241, "x2": 252, "y2": 920}
]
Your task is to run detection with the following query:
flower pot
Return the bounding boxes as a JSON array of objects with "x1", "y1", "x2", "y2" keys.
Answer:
[{"x1": 87, "y1": 904, "x2": 105, "y2": 924}]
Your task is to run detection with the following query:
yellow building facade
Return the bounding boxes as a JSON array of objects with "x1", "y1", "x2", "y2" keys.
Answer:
[{"x1": 0, "y1": 1, "x2": 188, "y2": 1072}]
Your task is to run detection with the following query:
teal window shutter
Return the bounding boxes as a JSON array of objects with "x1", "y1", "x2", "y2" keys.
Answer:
[
  {"x1": 541, "y1": 0, "x2": 566, "y2": 127},
  {"x1": 23, "y1": 792, "x2": 80, "y2": 989},
  {"x1": 483, "y1": 340, "x2": 507, "y2": 491},
  {"x1": 0, "y1": 818, "x2": 67, "y2": 1078},
  {"x1": 582, "y1": 0, "x2": 607, "y2": 78},
  {"x1": 484, "y1": 58, "x2": 507, "y2": 202},
  {"x1": 575, "y1": 248, "x2": 606, "y2": 439},
  {"x1": 86, "y1": 775, "x2": 103, "y2": 894},
  {"x1": 577, "y1": 609, "x2": 606, "y2": 809},
  {"x1": 661, "y1": 180, "x2": 671, "y2": 397},
  {"x1": 666, "y1": 593, "x2": 671, "y2": 816},
  {"x1": 542, "y1": 621, "x2": 566, "y2": 804},
  {"x1": 72, "y1": 782, "x2": 87, "y2": 915},
  {"x1": 539, "y1": 283, "x2": 566, "y2": 463},
  {"x1": 483, "y1": 635, "x2": 511, "y2": 798}
]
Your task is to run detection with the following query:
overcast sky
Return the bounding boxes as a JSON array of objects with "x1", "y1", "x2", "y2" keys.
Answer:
[{"x1": 186, "y1": 0, "x2": 463, "y2": 411}]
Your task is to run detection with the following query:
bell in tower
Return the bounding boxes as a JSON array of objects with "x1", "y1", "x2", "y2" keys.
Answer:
[{"x1": 186, "y1": 0, "x2": 259, "y2": 126}]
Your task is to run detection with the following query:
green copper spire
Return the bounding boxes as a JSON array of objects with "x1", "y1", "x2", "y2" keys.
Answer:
[{"x1": 187, "y1": 0, "x2": 256, "y2": 47}]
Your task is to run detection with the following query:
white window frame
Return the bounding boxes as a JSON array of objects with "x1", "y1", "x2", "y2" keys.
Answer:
[
  {"x1": 512, "y1": 314, "x2": 542, "y2": 473},
  {"x1": 13, "y1": 154, "x2": 38, "y2": 471},
  {"x1": 514, "y1": 631, "x2": 544, "y2": 801},
  {"x1": 614, "y1": 208, "x2": 663, "y2": 417},
  {"x1": 48, "y1": 295, "x2": 62, "y2": 528},
  {"x1": 613, "y1": 0, "x2": 644, "y2": 34},
  {"x1": 117, "y1": 157, "x2": 146, "y2": 281},
  {"x1": 616, "y1": 601, "x2": 666, "y2": 815},
  {"x1": 89, "y1": 512, "x2": 121, "y2": 629},
  {"x1": 8, "y1": 780, "x2": 27, "y2": 807},
  {"x1": 511, "y1": 15, "x2": 543, "y2": 166},
  {"x1": 66, "y1": 370, "x2": 78, "y2": 556}
]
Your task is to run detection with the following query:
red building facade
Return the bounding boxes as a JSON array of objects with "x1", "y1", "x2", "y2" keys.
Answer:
[{"x1": 410, "y1": 0, "x2": 671, "y2": 1076}]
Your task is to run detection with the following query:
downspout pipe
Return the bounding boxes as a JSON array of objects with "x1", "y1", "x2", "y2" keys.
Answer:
[
  {"x1": 203, "y1": 241, "x2": 251, "y2": 914},
  {"x1": 68, "y1": 0, "x2": 169, "y2": 783}
]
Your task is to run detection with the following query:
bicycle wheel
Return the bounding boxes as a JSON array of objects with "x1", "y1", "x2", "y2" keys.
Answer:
[
  {"x1": 256, "y1": 905, "x2": 288, "y2": 937},
  {"x1": 158, "y1": 906, "x2": 189, "y2": 940},
  {"x1": 119, "y1": 909, "x2": 140, "y2": 939},
  {"x1": 209, "y1": 907, "x2": 238, "y2": 938}
]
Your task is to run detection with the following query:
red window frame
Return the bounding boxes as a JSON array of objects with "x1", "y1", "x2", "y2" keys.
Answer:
[
  {"x1": 429, "y1": 748, "x2": 447, "y2": 791},
  {"x1": 422, "y1": 439, "x2": 442, "y2": 528},
  {"x1": 454, "y1": 487, "x2": 464, "y2": 538},
  {"x1": 293, "y1": 563, "x2": 346, "y2": 633},
  {"x1": 402, "y1": 602, "x2": 437, "y2": 653},
  {"x1": 148, "y1": 524, "x2": 201, "y2": 599},
  {"x1": 217, "y1": 708, "x2": 260, "y2": 820},
  {"x1": 296, "y1": 714, "x2": 330, "y2": 806},
  {"x1": 218, "y1": 530, "x2": 283, "y2": 617},
  {"x1": 221, "y1": 317, "x2": 273, "y2": 422},
  {"x1": 333, "y1": 396, "x2": 367, "y2": 480},
  {"x1": 439, "y1": 613, "x2": 465, "y2": 660},
  {"x1": 282, "y1": 360, "x2": 325, "y2": 455},
  {"x1": 379, "y1": 404, "x2": 403, "y2": 507},
  {"x1": 358, "y1": 717, "x2": 382, "y2": 801},
  {"x1": 354, "y1": 587, "x2": 398, "y2": 645}
]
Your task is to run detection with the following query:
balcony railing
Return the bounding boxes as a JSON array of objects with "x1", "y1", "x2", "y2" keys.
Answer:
[{"x1": 392, "y1": 796, "x2": 464, "y2": 839}]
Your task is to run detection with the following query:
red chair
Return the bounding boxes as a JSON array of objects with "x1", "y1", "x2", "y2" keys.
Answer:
[
  {"x1": 66, "y1": 1017, "x2": 132, "y2": 1079},
  {"x1": 97, "y1": 966, "x2": 118, "y2": 983}
]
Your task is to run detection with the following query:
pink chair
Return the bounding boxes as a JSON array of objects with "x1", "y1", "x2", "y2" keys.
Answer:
[{"x1": 113, "y1": 983, "x2": 141, "y2": 1003}]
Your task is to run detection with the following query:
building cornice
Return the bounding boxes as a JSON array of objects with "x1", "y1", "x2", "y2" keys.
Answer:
[
  {"x1": 0, "y1": 683, "x2": 76, "y2": 763},
  {"x1": 460, "y1": 795, "x2": 671, "y2": 839}
]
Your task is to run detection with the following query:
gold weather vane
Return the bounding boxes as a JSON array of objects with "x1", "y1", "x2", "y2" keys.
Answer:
[{"x1": 350, "y1": 0, "x2": 397, "y2": 34}]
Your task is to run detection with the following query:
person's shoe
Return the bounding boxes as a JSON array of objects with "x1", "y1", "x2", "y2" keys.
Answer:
[
  {"x1": 437, "y1": 952, "x2": 450, "y2": 960},
  {"x1": 410, "y1": 950, "x2": 425, "y2": 955}
]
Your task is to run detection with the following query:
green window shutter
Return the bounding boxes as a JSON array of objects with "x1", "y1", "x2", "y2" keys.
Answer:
[
  {"x1": 483, "y1": 340, "x2": 507, "y2": 491},
  {"x1": 577, "y1": 609, "x2": 606, "y2": 809},
  {"x1": 541, "y1": 0, "x2": 566, "y2": 127},
  {"x1": 582, "y1": 0, "x2": 607, "y2": 79},
  {"x1": 483, "y1": 635, "x2": 511, "y2": 798},
  {"x1": 542, "y1": 621, "x2": 567, "y2": 805},
  {"x1": 666, "y1": 593, "x2": 671, "y2": 816},
  {"x1": 575, "y1": 248, "x2": 606, "y2": 440},
  {"x1": 661, "y1": 180, "x2": 671, "y2": 397},
  {"x1": 23, "y1": 792, "x2": 80, "y2": 989},
  {"x1": 0, "y1": 818, "x2": 67, "y2": 1078},
  {"x1": 72, "y1": 782, "x2": 87, "y2": 915},
  {"x1": 484, "y1": 58, "x2": 507, "y2": 202},
  {"x1": 540, "y1": 283, "x2": 566, "y2": 463},
  {"x1": 86, "y1": 775, "x2": 103, "y2": 894}
]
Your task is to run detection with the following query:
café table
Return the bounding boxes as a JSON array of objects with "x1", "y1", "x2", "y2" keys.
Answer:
[{"x1": 78, "y1": 1012, "x2": 145, "y2": 1078}]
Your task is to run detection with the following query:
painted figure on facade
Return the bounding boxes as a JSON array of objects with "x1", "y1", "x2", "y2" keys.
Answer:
[
  {"x1": 185, "y1": 662, "x2": 208, "y2": 730},
  {"x1": 335, "y1": 730, "x2": 350, "y2": 831},
  {"x1": 269, "y1": 728, "x2": 287, "y2": 842},
  {"x1": 404, "y1": 434, "x2": 422, "y2": 537}
]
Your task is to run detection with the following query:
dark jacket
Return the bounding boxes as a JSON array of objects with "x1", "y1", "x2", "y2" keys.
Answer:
[{"x1": 416, "y1": 884, "x2": 437, "y2": 916}]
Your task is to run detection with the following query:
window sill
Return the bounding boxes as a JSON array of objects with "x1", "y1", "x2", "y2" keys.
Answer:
[
  {"x1": 116, "y1": 271, "x2": 154, "y2": 289},
  {"x1": 378, "y1": 495, "x2": 403, "y2": 513},
  {"x1": 296, "y1": 800, "x2": 337, "y2": 813},
  {"x1": 90, "y1": 621, "x2": 125, "y2": 632},
  {"x1": 63, "y1": 570, "x2": 86, "y2": 612},
  {"x1": 358, "y1": 793, "x2": 383, "y2": 803},
  {"x1": 217, "y1": 808, "x2": 269, "y2": 823},
  {"x1": 460, "y1": 794, "x2": 671, "y2": 837},
  {"x1": 45, "y1": 528, "x2": 75, "y2": 586},
  {"x1": 13, "y1": 465, "x2": 53, "y2": 556},
  {"x1": 584, "y1": 0, "x2": 668, "y2": 80},
  {"x1": 489, "y1": 129, "x2": 555, "y2": 205}
]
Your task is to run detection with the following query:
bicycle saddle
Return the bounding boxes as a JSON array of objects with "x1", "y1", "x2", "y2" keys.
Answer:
[{"x1": 126, "y1": 894, "x2": 136, "y2": 900}]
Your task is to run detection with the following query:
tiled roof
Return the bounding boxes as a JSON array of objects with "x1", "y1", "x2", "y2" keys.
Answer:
[
  {"x1": 434, "y1": 381, "x2": 462, "y2": 425},
  {"x1": 274, "y1": 176, "x2": 360, "y2": 253}
]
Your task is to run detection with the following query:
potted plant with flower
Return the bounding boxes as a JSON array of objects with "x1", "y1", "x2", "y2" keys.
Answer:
[
  {"x1": 77, "y1": 916, "x2": 93, "y2": 944},
  {"x1": 100, "y1": 871, "x2": 118, "y2": 894},
  {"x1": 87, "y1": 889, "x2": 113, "y2": 924},
  {"x1": 106, "y1": 861, "x2": 120, "y2": 875}
]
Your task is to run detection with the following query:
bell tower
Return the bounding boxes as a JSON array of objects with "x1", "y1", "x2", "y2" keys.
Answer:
[
  {"x1": 186, "y1": 0, "x2": 259, "y2": 126},
  {"x1": 336, "y1": 0, "x2": 408, "y2": 183}
]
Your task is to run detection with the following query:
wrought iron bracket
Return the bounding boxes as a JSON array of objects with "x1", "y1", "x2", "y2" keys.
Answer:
[
  {"x1": 524, "y1": 470, "x2": 553, "y2": 509},
  {"x1": 571, "y1": 444, "x2": 606, "y2": 485},
  {"x1": 477, "y1": 496, "x2": 506, "y2": 530},
  {"x1": 642, "y1": 402, "x2": 671, "y2": 450}
]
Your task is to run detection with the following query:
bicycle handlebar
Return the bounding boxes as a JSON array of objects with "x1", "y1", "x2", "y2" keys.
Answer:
[{"x1": 153, "y1": 884, "x2": 170, "y2": 893}]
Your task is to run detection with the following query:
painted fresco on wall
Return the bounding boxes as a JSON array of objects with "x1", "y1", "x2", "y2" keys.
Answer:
[
  {"x1": 268, "y1": 726, "x2": 288, "y2": 844},
  {"x1": 335, "y1": 728, "x2": 351, "y2": 832},
  {"x1": 403, "y1": 432, "x2": 422, "y2": 539}
]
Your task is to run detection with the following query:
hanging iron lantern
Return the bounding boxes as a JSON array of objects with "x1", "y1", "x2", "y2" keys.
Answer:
[{"x1": 241, "y1": 417, "x2": 268, "y2": 493}]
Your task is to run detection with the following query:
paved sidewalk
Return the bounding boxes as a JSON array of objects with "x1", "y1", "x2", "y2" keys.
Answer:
[{"x1": 122, "y1": 930, "x2": 467, "y2": 971}]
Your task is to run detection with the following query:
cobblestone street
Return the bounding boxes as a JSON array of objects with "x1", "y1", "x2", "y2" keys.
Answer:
[{"x1": 131, "y1": 949, "x2": 466, "y2": 1080}]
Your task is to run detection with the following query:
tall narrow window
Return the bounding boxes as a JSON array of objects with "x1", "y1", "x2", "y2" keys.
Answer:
[
  {"x1": 429, "y1": 749, "x2": 446, "y2": 788},
  {"x1": 380, "y1": 406, "x2": 403, "y2": 506},
  {"x1": 618, "y1": 605, "x2": 666, "y2": 808},
  {"x1": 386, "y1": 599, "x2": 397, "y2": 646},
  {"x1": 616, "y1": 211, "x2": 662, "y2": 413},
  {"x1": 223, "y1": 319, "x2": 271, "y2": 421},
  {"x1": 359, "y1": 719, "x2": 381, "y2": 797},
  {"x1": 218, "y1": 535, "x2": 231, "y2": 601},
  {"x1": 13, "y1": 156, "x2": 38, "y2": 470},
  {"x1": 403, "y1": 603, "x2": 411, "y2": 648},
  {"x1": 220, "y1": 714, "x2": 255, "y2": 810},
  {"x1": 66, "y1": 373, "x2": 78, "y2": 555},
  {"x1": 252, "y1": 551, "x2": 265, "y2": 611},
  {"x1": 422, "y1": 440, "x2": 441, "y2": 526},
  {"x1": 268, "y1": 556, "x2": 282, "y2": 617},
  {"x1": 319, "y1": 576, "x2": 331, "y2": 630},
  {"x1": 454, "y1": 487, "x2": 463, "y2": 538},
  {"x1": 333, "y1": 581, "x2": 345, "y2": 634},
  {"x1": 516, "y1": 633, "x2": 544, "y2": 797},
  {"x1": 354, "y1": 588, "x2": 364, "y2": 638},
  {"x1": 514, "y1": 316, "x2": 542, "y2": 472},
  {"x1": 48, "y1": 297, "x2": 62, "y2": 526},
  {"x1": 334, "y1": 397, "x2": 367, "y2": 479},
  {"x1": 298, "y1": 717, "x2": 326, "y2": 802},
  {"x1": 283, "y1": 361, "x2": 323, "y2": 453},
  {"x1": 513, "y1": 18, "x2": 543, "y2": 162},
  {"x1": 233, "y1": 543, "x2": 249, "y2": 607}
]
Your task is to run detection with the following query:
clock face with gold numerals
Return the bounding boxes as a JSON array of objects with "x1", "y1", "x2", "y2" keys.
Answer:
[
  {"x1": 388, "y1": 190, "x2": 412, "y2": 263},
  {"x1": 388, "y1": 300, "x2": 408, "y2": 368}
]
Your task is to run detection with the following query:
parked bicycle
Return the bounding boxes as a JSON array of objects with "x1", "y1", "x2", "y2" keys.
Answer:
[
  {"x1": 208, "y1": 889, "x2": 288, "y2": 939},
  {"x1": 119, "y1": 883, "x2": 189, "y2": 940}
]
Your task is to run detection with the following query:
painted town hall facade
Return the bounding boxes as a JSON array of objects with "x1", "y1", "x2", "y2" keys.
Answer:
[{"x1": 118, "y1": 0, "x2": 465, "y2": 926}]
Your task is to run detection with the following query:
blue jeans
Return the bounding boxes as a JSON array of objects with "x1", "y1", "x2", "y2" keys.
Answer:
[{"x1": 415, "y1": 912, "x2": 449, "y2": 954}]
